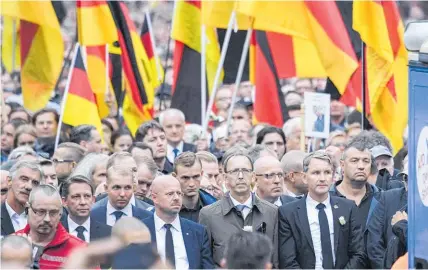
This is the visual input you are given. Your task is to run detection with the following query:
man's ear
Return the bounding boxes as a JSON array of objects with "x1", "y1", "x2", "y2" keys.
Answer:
[
  {"x1": 302, "y1": 173, "x2": 308, "y2": 185},
  {"x1": 62, "y1": 197, "x2": 67, "y2": 207}
]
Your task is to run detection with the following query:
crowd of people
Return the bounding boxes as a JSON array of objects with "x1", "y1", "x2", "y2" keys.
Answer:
[{"x1": 0, "y1": 101, "x2": 409, "y2": 269}]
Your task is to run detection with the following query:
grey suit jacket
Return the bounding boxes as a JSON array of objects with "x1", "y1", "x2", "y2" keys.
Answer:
[{"x1": 199, "y1": 192, "x2": 278, "y2": 268}]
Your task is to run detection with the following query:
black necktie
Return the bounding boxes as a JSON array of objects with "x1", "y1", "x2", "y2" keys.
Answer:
[
  {"x1": 316, "y1": 203, "x2": 334, "y2": 269},
  {"x1": 113, "y1": 211, "x2": 124, "y2": 223},
  {"x1": 164, "y1": 224, "x2": 175, "y2": 267},
  {"x1": 75, "y1": 226, "x2": 86, "y2": 242}
]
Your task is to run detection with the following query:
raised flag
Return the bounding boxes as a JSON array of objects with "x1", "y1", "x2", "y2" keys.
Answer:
[
  {"x1": 62, "y1": 45, "x2": 103, "y2": 135},
  {"x1": 108, "y1": 1, "x2": 155, "y2": 135},
  {"x1": 1, "y1": 1, "x2": 64, "y2": 112},
  {"x1": 76, "y1": 0, "x2": 118, "y2": 46}
]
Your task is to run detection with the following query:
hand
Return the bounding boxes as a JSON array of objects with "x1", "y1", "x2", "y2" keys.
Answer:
[{"x1": 391, "y1": 211, "x2": 408, "y2": 226}]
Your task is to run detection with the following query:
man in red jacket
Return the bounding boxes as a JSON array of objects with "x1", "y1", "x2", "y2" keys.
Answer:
[{"x1": 16, "y1": 184, "x2": 86, "y2": 269}]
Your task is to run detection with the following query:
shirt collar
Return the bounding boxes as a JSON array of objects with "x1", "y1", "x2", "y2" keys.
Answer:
[
  {"x1": 5, "y1": 201, "x2": 25, "y2": 218},
  {"x1": 306, "y1": 193, "x2": 331, "y2": 209},
  {"x1": 130, "y1": 195, "x2": 136, "y2": 206},
  {"x1": 107, "y1": 199, "x2": 133, "y2": 217},
  {"x1": 154, "y1": 212, "x2": 181, "y2": 233},
  {"x1": 68, "y1": 216, "x2": 90, "y2": 233},
  {"x1": 230, "y1": 193, "x2": 253, "y2": 209},
  {"x1": 168, "y1": 141, "x2": 184, "y2": 153}
]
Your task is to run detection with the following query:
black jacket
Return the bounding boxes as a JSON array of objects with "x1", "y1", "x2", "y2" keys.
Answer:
[
  {"x1": 383, "y1": 220, "x2": 408, "y2": 269},
  {"x1": 376, "y1": 168, "x2": 404, "y2": 191},
  {"x1": 1, "y1": 203, "x2": 15, "y2": 236},
  {"x1": 365, "y1": 187, "x2": 407, "y2": 268},
  {"x1": 278, "y1": 196, "x2": 366, "y2": 269}
]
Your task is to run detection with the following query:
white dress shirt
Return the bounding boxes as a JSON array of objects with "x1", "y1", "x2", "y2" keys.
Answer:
[
  {"x1": 106, "y1": 200, "x2": 133, "y2": 226},
  {"x1": 67, "y1": 216, "x2": 90, "y2": 243},
  {"x1": 230, "y1": 193, "x2": 253, "y2": 220},
  {"x1": 5, "y1": 201, "x2": 27, "y2": 231},
  {"x1": 167, "y1": 141, "x2": 184, "y2": 164},
  {"x1": 274, "y1": 197, "x2": 282, "y2": 207},
  {"x1": 154, "y1": 213, "x2": 189, "y2": 269},
  {"x1": 306, "y1": 194, "x2": 335, "y2": 269}
]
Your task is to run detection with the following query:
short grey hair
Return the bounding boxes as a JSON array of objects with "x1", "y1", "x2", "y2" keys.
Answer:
[
  {"x1": 135, "y1": 156, "x2": 158, "y2": 178},
  {"x1": 196, "y1": 151, "x2": 218, "y2": 164},
  {"x1": 107, "y1": 152, "x2": 135, "y2": 170},
  {"x1": 281, "y1": 150, "x2": 306, "y2": 173},
  {"x1": 107, "y1": 166, "x2": 134, "y2": 184},
  {"x1": 303, "y1": 151, "x2": 335, "y2": 173},
  {"x1": 29, "y1": 184, "x2": 62, "y2": 207},
  {"x1": 159, "y1": 108, "x2": 185, "y2": 126},
  {"x1": 8, "y1": 146, "x2": 37, "y2": 161},
  {"x1": 247, "y1": 145, "x2": 276, "y2": 163},
  {"x1": 1, "y1": 235, "x2": 32, "y2": 254},
  {"x1": 70, "y1": 153, "x2": 109, "y2": 180},
  {"x1": 282, "y1": 117, "x2": 301, "y2": 138},
  {"x1": 9, "y1": 160, "x2": 44, "y2": 183}
]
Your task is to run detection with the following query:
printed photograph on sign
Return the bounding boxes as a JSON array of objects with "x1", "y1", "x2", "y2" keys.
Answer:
[{"x1": 304, "y1": 92, "x2": 331, "y2": 139}]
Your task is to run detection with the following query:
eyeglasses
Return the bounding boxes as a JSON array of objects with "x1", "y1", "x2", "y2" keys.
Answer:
[
  {"x1": 226, "y1": 168, "x2": 252, "y2": 177},
  {"x1": 52, "y1": 159, "x2": 75, "y2": 165},
  {"x1": 29, "y1": 205, "x2": 61, "y2": 218},
  {"x1": 256, "y1": 172, "x2": 285, "y2": 180},
  {"x1": 1, "y1": 188, "x2": 8, "y2": 195}
]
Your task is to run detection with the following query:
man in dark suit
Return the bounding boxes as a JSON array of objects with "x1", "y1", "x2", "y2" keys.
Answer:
[
  {"x1": 159, "y1": 109, "x2": 197, "y2": 165},
  {"x1": 2, "y1": 160, "x2": 44, "y2": 236},
  {"x1": 61, "y1": 175, "x2": 111, "y2": 242},
  {"x1": 91, "y1": 166, "x2": 152, "y2": 226},
  {"x1": 143, "y1": 175, "x2": 214, "y2": 269},
  {"x1": 279, "y1": 151, "x2": 366, "y2": 269}
]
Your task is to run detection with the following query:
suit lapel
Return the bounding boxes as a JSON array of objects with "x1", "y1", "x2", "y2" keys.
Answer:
[
  {"x1": 296, "y1": 198, "x2": 314, "y2": 252},
  {"x1": 60, "y1": 215, "x2": 69, "y2": 232},
  {"x1": 1, "y1": 203, "x2": 14, "y2": 235},
  {"x1": 90, "y1": 220, "x2": 99, "y2": 241},
  {"x1": 180, "y1": 218, "x2": 194, "y2": 269},
  {"x1": 330, "y1": 197, "x2": 340, "y2": 257}
]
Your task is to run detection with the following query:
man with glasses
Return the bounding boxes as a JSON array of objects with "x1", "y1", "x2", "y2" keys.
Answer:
[
  {"x1": 171, "y1": 152, "x2": 216, "y2": 223},
  {"x1": 254, "y1": 156, "x2": 285, "y2": 206},
  {"x1": 16, "y1": 184, "x2": 86, "y2": 269},
  {"x1": 51, "y1": 142, "x2": 86, "y2": 185},
  {"x1": 199, "y1": 152, "x2": 278, "y2": 267},
  {"x1": 1, "y1": 170, "x2": 9, "y2": 203},
  {"x1": 1, "y1": 160, "x2": 44, "y2": 236}
]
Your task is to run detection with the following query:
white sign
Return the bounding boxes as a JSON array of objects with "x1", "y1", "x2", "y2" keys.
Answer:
[
  {"x1": 304, "y1": 92, "x2": 331, "y2": 139},
  {"x1": 417, "y1": 126, "x2": 428, "y2": 206}
]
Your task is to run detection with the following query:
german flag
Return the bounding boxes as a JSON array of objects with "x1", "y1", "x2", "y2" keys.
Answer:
[
  {"x1": 171, "y1": 0, "x2": 222, "y2": 124},
  {"x1": 1, "y1": 1, "x2": 64, "y2": 112},
  {"x1": 353, "y1": 1, "x2": 407, "y2": 153},
  {"x1": 108, "y1": 1, "x2": 154, "y2": 135},
  {"x1": 62, "y1": 45, "x2": 103, "y2": 135},
  {"x1": 85, "y1": 45, "x2": 111, "y2": 118},
  {"x1": 237, "y1": 1, "x2": 359, "y2": 101},
  {"x1": 140, "y1": 12, "x2": 164, "y2": 89},
  {"x1": 76, "y1": 0, "x2": 117, "y2": 46}
]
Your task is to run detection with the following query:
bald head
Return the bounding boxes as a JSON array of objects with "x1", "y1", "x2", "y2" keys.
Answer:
[
  {"x1": 151, "y1": 175, "x2": 180, "y2": 195},
  {"x1": 112, "y1": 217, "x2": 151, "y2": 244},
  {"x1": 281, "y1": 150, "x2": 306, "y2": 173},
  {"x1": 254, "y1": 156, "x2": 282, "y2": 174},
  {"x1": 151, "y1": 175, "x2": 182, "y2": 219}
]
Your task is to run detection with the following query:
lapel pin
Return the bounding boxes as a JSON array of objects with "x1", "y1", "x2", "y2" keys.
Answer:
[
  {"x1": 334, "y1": 204, "x2": 339, "y2": 209},
  {"x1": 186, "y1": 233, "x2": 189, "y2": 235}
]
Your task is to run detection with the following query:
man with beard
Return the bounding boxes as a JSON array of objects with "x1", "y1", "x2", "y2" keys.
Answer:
[
  {"x1": 51, "y1": 143, "x2": 85, "y2": 185},
  {"x1": 16, "y1": 184, "x2": 86, "y2": 269},
  {"x1": 1, "y1": 161, "x2": 44, "y2": 236},
  {"x1": 135, "y1": 121, "x2": 173, "y2": 174},
  {"x1": 142, "y1": 175, "x2": 215, "y2": 269},
  {"x1": 331, "y1": 136, "x2": 382, "y2": 229}
]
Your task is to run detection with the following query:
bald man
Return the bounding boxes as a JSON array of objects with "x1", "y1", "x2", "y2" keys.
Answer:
[
  {"x1": 280, "y1": 150, "x2": 308, "y2": 199},
  {"x1": 142, "y1": 175, "x2": 215, "y2": 269},
  {"x1": 254, "y1": 156, "x2": 285, "y2": 206},
  {"x1": 1, "y1": 235, "x2": 32, "y2": 269},
  {"x1": 1, "y1": 170, "x2": 9, "y2": 203}
]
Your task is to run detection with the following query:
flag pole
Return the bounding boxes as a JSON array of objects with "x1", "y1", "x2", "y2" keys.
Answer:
[
  {"x1": 145, "y1": 10, "x2": 162, "y2": 83},
  {"x1": 361, "y1": 40, "x2": 366, "y2": 129},
  {"x1": 201, "y1": 24, "x2": 207, "y2": 126},
  {"x1": 226, "y1": 27, "x2": 253, "y2": 135},
  {"x1": 105, "y1": 44, "x2": 110, "y2": 96},
  {"x1": 54, "y1": 43, "x2": 80, "y2": 150},
  {"x1": 11, "y1": 19, "x2": 17, "y2": 72},
  {"x1": 202, "y1": 11, "x2": 237, "y2": 132}
]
